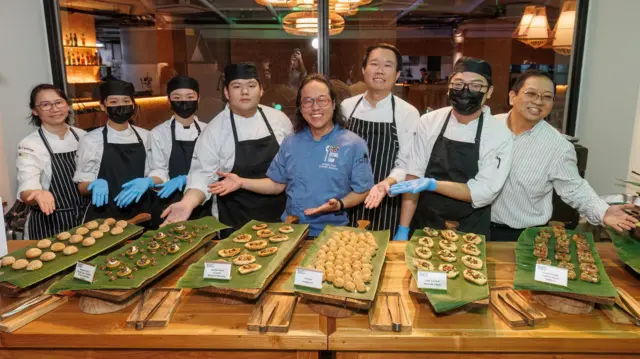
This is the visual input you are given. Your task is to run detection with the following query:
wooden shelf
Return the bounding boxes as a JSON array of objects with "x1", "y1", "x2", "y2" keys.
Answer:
[
  {"x1": 66, "y1": 65, "x2": 104, "y2": 67},
  {"x1": 64, "y1": 45, "x2": 100, "y2": 49}
]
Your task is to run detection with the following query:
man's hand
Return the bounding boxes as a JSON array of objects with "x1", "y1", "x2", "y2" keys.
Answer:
[
  {"x1": 364, "y1": 182, "x2": 390, "y2": 209},
  {"x1": 208, "y1": 171, "x2": 243, "y2": 196},
  {"x1": 27, "y1": 190, "x2": 55, "y2": 215},
  {"x1": 304, "y1": 198, "x2": 340, "y2": 216},
  {"x1": 604, "y1": 203, "x2": 639, "y2": 232}
]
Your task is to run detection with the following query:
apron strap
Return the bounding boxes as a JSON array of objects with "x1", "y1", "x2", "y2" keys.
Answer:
[
  {"x1": 130, "y1": 125, "x2": 144, "y2": 144},
  {"x1": 347, "y1": 96, "x2": 364, "y2": 123},
  {"x1": 347, "y1": 95, "x2": 397, "y2": 125},
  {"x1": 69, "y1": 127, "x2": 80, "y2": 141},
  {"x1": 438, "y1": 110, "x2": 453, "y2": 139},
  {"x1": 474, "y1": 112, "x2": 484, "y2": 145},
  {"x1": 194, "y1": 119, "x2": 202, "y2": 135},
  {"x1": 37, "y1": 128, "x2": 55, "y2": 156},
  {"x1": 257, "y1": 107, "x2": 276, "y2": 137},
  {"x1": 102, "y1": 124, "x2": 144, "y2": 144},
  {"x1": 171, "y1": 118, "x2": 202, "y2": 141},
  {"x1": 230, "y1": 106, "x2": 275, "y2": 145}
]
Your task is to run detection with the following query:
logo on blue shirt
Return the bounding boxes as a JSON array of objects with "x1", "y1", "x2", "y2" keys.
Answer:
[{"x1": 322, "y1": 145, "x2": 340, "y2": 170}]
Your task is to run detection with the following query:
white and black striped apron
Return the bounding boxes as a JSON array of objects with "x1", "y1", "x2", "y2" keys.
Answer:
[
  {"x1": 27, "y1": 128, "x2": 89, "y2": 240},
  {"x1": 347, "y1": 95, "x2": 400, "y2": 236}
]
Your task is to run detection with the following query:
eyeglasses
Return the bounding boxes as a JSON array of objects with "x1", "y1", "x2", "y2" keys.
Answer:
[
  {"x1": 37, "y1": 100, "x2": 68, "y2": 111},
  {"x1": 522, "y1": 90, "x2": 554, "y2": 103},
  {"x1": 449, "y1": 81, "x2": 489, "y2": 92},
  {"x1": 301, "y1": 96, "x2": 331, "y2": 109}
]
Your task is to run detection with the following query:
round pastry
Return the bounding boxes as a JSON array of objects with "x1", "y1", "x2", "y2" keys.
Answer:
[
  {"x1": 98, "y1": 224, "x2": 110, "y2": 233},
  {"x1": 40, "y1": 252, "x2": 56, "y2": 262},
  {"x1": 173, "y1": 223, "x2": 186, "y2": 232},
  {"x1": 26, "y1": 248, "x2": 43, "y2": 259},
  {"x1": 441, "y1": 230, "x2": 459, "y2": 242},
  {"x1": 422, "y1": 227, "x2": 439, "y2": 237},
  {"x1": 136, "y1": 256, "x2": 151, "y2": 268},
  {"x1": 117, "y1": 266, "x2": 132, "y2": 277},
  {"x1": 252, "y1": 223, "x2": 268, "y2": 231},
  {"x1": 37, "y1": 239, "x2": 52, "y2": 249},
  {"x1": 218, "y1": 247, "x2": 242, "y2": 258},
  {"x1": 461, "y1": 255, "x2": 483, "y2": 270},
  {"x1": 167, "y1": 243, "x2": 180, "y2": 254},
  {"x1": 125, "y1": 246, "x2": 139, "y2": 256},
  {"x1": 233, "y1": 234, "x2": 253, "y2": 243},
  {"x1": 12, "y1": 259, "x2": 29, "y2": 270},
  {"x1": 463, "y1": 233, "x2": 482, "y2": 245},
  {"x1": 1, "y1": 256, "x2": 16, "y2": 267},
  {"x1": 461, "y1": 243, "x2": 481, "y2": 256},
  {"x1": 26, "y1": 260, "x2": 43, "y2": 271},
  {"x1": 90, "y1": 231, "x2": 104, "y2": 239},
  {"x1": 75, "y1": 227, "x2": 89, "y2": 236},
  {"x1": 176, "y1": 232, "x2": 192, "y2": 241},
  {"x1": 57, "y1": 232, "x2": 71, "y2": 241},
  {"x1": 344, "y1": 281, "x2": 356, "y2": 292},
  {"x1": 279, "y1": 225, "x2": 294, "y2": 234},
  {"x1": 63, "y1": 245, "x2": 79, "y2": 255},
  {"x1": 115, "y1": 220, "x2": 128, "y2": 229},
  {"x1": 85, "y1": 221, "x2": 99, "y2": 230},
  {"x1": 438, "y1": 250, "x2": 457, "y2": 263},
  {"x1": 82, "y1": 237, "x2": 96, "y2": 247},
  {"x1": 257, "y1": 229, "x2": 275, "y2": 238},
  {"x1": 258, "y1": 247, "x2": 278, "y2": 257},
  {"x1": 106, "y1": 257, "x2": 121, "y2": 269},
  {"x1": 245, "y1": 240, "x2": 268, "y2": 251},
  {"x1": 414, "y1": 246, "x2": 432, "y2": 260},
  {"x1": 417, "y1": 236, "x2": 435, "y2": 248},
  {"x1": 69, "y1": 234, "x2": 84, "y2": 244},
  {"x1": 567, "y1": 269, "x2": 577, "y2": 280},
  {"x1": 333, "y1": 277, "x2": 345, "y2": 288},
  {"x1": 269, "y1": 234, "x2": 289, "y2": 243},
  {"x1": 413, "y1": 259, "x2": 435, "y2": 271},
  {"x1": 233, "y1": 254, "x2": 256, "y2": 265},
  {"x1": 103, "y1": 218, "x2": 117, "y2": 226},
  {"x1": 110, "y1": 227, "x2": 124, "y2": 236},
  {"x1": 147, "y1": 240, "x2": 161, "y2": 251},
  {"x1": 438, "y1": 239, "x2": 457, "y2": 252},
  {"x1": 356, "y1": 280, "x2": 367, "y2": 293},
  {"x1": 153, "y1": 232, "x2": 166, "y2": 240},
  {"x1": 438, "y1": 263, "x2": 460, "y2": 279},
  {"x1": 463, "y1": 269, "x2": 487, "y2": 285},
  {"x1": 238, "y1": 263, "x2": 262, "y2": 274}
]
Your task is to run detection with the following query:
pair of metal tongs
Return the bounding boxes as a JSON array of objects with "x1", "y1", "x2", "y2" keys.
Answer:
[{"x1": 0, "y1": 294, "x2": 51, "y2": 321}]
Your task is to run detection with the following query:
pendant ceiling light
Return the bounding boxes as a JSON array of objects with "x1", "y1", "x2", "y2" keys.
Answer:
[
  {"x1": 282, "y1": 11, "x2": 345, "y2": 36},
  {"x1": 255, "y1": 0, "x2": 295, "y2": 7},
  {"x1": 333, "y1": 2, "x2": 358, "y2": 16},
  {"x1": 552, "y1": 0, "x2": 577, "y2": 55},
  {"x1": 522, "y1": 7, "x2": 552, "y2": 49},
  {"x1": 512, "y1": 5, "x2": 536, "y2": 43}
]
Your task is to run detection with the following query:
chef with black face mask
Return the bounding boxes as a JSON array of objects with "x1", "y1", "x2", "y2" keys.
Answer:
[
  {"x1": 74, "y1": 80, "x2": 161, "y2": 223},
  {"x1": 149, "y1": 76, "x2": 208, "y2": 221},
  {"x1": 389, "y1": 57, "x2": 513, "y2": 238}
]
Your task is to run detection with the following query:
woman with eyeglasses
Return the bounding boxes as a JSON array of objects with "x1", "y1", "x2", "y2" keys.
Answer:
[
  {"x1": 17, "y1": 84, "x2": 88, "y2": 239},
  {"x1": 209, "y1": 74, "x2": 374, "y2": 237}
]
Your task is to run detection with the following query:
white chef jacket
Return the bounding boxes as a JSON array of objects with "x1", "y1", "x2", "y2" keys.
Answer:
[
  {"x1": 186, "y1": 105, "x2": 293, "y2": 218},
  {"x1": 148, "y1": 116, "x2": 208, "y2": 183},
  {"x1": 341, "y1": 92, "x2": 420, "y2": 183},
  {"x1": 406, "y1": 106, "x2": 514, "y2": 208}
]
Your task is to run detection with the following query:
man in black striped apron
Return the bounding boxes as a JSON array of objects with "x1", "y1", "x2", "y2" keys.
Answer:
[{"x1": 342, "y1": 43, "x2": 420, "y2": 239}]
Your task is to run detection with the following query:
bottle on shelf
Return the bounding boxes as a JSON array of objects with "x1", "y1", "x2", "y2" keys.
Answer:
[
  {"x1": 65, "y1": 34, "x2": 69, "y2": 46},
  {"x1": 81, "y1": 53, "x2": 86, "y2": 65},
  {"x1": 65, "y1": 52, "x2": 69, "y2": 66},
  {"x1": 97, "y1": 51, "x2": 102, "y2": 66},
  {"x1": 73, "y1": 33, "x2": 78, "y2": 47},
  {"x1": 81, "y1": 33, "x2": 86, "y2": 46}
]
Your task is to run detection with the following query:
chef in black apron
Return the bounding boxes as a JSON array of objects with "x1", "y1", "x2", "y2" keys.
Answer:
[
  {"x1": 17, "y1": 84, "x2": 89, "y2": 239},
  {"x1": 74, "y1": 80, "x2": 161, "y2": 225},
  {"x1": 389, "y1": 57, "x2": 514, "y2": 238},
  {"x1": 160, "y1": 63, "x2": 293, "y2": 233},
  {"x1": 149, "y1": 76, "x2": 209, "y2": 225},
  {"x1": 342, "y1": 43, "x2": 420, "y2": 239}
]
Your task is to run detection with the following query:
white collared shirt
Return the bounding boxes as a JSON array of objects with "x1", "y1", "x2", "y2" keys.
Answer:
[
  {"x1": 341, "y1": 92, "x2": 420, "y2": 183},
  {"x1": 17, "y1": 125, "x2": 87, "y2": 197},
  {"x1": 491, "y1": 112, "x2": 609, "y2": 228},
  {"x1": 73, "y1": 123, "x2": 152, "y2": 183},
  {"x1": 186, "y1": 105, "x2": 293, "y2": 218},
  {"x1": 406, "y1": 106, "x2": 514, "y2": 208},
  {"x1": 148, "y1": 116, "x2": 208, "y2": 183}
]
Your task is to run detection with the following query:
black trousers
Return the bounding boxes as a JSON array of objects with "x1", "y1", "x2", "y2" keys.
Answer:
[{"x1": 489, "y1": 222, "x2": 526, "y2": 242}]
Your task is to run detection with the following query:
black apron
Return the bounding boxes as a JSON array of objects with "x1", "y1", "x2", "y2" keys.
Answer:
[
  {"x1": 27, "y1": 128, "x2": 89, "y2": 239},
  {"x1": 411, "y1": 110, "x2": 492, "y2": 237},
  {"x1": 346, "y1": 95, "x2": 401, "y2": 236},
  {"x1": 217, "y1": 107, "x2": 286, "y2": 236},
  {"x1": 84, "y1": 125, "x2": 153, "y2": 226}
]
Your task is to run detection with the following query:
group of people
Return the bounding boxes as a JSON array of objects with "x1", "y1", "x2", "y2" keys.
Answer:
[{"x1": 17, "y1": 43, "x2": 638, "y2": 241}]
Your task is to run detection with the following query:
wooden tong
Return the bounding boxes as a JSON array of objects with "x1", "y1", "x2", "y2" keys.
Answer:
[
  {"x1": 386, "y1": 293, "x2": 402, "y2": 332},
  {"x1": 497, "y1": 292, "x2": 538, "y2": 326},
  {"x1": 135, "y1": 289, "x2": 172, "y2": 330},
  {"x1": 258, "y1": 301, "x2": 280, "y2": 333}
]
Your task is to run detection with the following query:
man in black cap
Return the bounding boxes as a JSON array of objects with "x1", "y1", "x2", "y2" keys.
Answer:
[
  {"x1": 160, "y1": 63, "x2": 293, "y2": 232},
  {"x1": 389, "y1": 56, "x2": 513, "y2": 238}
]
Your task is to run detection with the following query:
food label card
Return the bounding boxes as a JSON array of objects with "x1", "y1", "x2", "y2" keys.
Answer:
[
  {"x1": 417, "y1": 270, "x2": 448, "y2": 290},
  {"x1": 534, "y1": 263, "x2": 568, "y2": 287},
  {"x1": 74, "y1": 262, "x2": 96, "y2": 283},
  {"x1": 294, "y1": 267, "x2": 324, "y2": 289},
  {"x1": 204, "y1": 261, "x2": 232, "y2": 280}
]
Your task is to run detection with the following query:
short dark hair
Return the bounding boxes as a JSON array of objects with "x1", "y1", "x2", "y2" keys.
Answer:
[
  {"x1": 362, "y1": 43, "x2": 402, "y2": 72},
  {"x1": 294, "y1": 74, "x2": 347, "y2": 133},
  {"x1": 512, "y1": 69, "x2": 556, "y2": 95},
  {"x1": 28, "y1": 84, "x2": 71, "y2": 127}
]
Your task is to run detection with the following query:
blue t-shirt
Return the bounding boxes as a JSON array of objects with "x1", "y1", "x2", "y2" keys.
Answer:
[{"x1": 267, "y1": 125, "x2": 374, "y2": 236}]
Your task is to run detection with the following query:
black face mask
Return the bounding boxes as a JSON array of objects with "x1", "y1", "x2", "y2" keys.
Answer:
[
  {"x1": 448, "y1": 88, "x2": 485, "y2": 115},
  {"x1": 170, "y1": 100, "x2": 198, "y2": 119},
  {"x1": 106, "y1": 105, "x2": 135, "y2": 124}
]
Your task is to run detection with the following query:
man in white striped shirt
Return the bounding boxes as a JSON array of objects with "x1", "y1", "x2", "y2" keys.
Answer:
[{"x1": 491, "y1": 70, "x2": 637, "y2": 241}]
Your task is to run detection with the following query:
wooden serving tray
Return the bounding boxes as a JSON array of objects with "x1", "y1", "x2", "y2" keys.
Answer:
[
  {"x1": 408, "y1": 278, "x2": 489, "y2": 310},
  {"x1": 247, "y1": 293, "x2": 297, "y2": 333},
  {"x1": 126, "y1": 288, "x2": 183, "y2": 329},
  {"x1": 368, "y1": 292, "x2": 412, "y2": 332},
  {"x1": 0, "y1": 294, "x2": 68, "y2": 333}
]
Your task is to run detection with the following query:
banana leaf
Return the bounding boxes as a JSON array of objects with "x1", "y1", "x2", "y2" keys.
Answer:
[
  {"x1": 606, "y1": 229, "x2": 640, "y2": 275},
  {"x1": 177, "y1": 220, "x2": 309, "y2": 290},
  {"x1": 47, "y1": 217, "x2": 228, "y2": 293},
  {"x1": 283, "y1": 225, "x2": 390, "y2": 302},
  {"x1": 513, "y1": 227, "x2": 617, "y2": 297},
  {"x1": 0, "y1": 219, "x2": 143, "y2": 288},
  {"x1": 405, "y1": 229, "x2": 489, "y2": 313}
]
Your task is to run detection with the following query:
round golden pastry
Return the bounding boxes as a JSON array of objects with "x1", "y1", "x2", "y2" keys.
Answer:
[
  {"x1": 82, "y1": 237, "x2": 96, "y2": 247},
  {"x1": 57, "y1": 232, "x2": 72, "y2": 241},
  {"x1": 98, "y1": 224, "x2": 110, "y2": 233},
  {"x1": 168, "y1": 243, "x2": 180, "y2": 254},
  {"x1": 117, "y1": 266, "x2": 132, "y2": 277},
  {"x1": 136, "y1": 256, "x2": 151, "y2": 268},
  {"x1": 344, "y1": 281, "x2": 356, "y2": 292},
  {"x1": 115, "y1": 220, "x2": 128, "y2": 228},
  {"x1": 110, "y1": 227, "x2": 124, "y2": 235},
  {"x1": 69, "y1": 234, "x2": 84, "y2": 244},
  {"x1": 147, "y1": 240, "x2": 161, "y2": 250},
  {"x1": 326, "y1": 273, "x2": 336, "y2": 283},
  {"x1": 40, "y1": 252, "x2": 56, "y2": 262},
  {"x1": 27, "y1": 260, "x2": 43, "y2": 271},
  {"x1": 37, "y1": 239, "x2": 52, "y2": 249},
  {"x1": 153, "y1": 232, "x2": 166, "y2": 240},
  {"x1": 279, "y1": 225, "x2": 294, "y2": 234},
  {"x1": 126, "y1": 246, "x2": 139, "y2": 256},
  {"x1": 12, "y1": 259, "x2": 29, "y2": 270},
  {"x1": 26, "y1": 248, "x2": 42, "y2": 259},
  {"x1": 75, "y1": 227, "x2": 89, "y2": 235},
  {"x1": 252, "y1": 223, "x2": 268, "y2": 231},
  {"x1": 2, "y1": 256, "x2": 16, "y2": 267},
  {"x1": 356, "y1": 280, "x2": 367, "y2": 293},
  {"x1": 63, "y1": 245, "x2": 78, "y2": 255},
  {"x1": 103, "y1": 218, "x2": 117, "y2": 226},
  {"x1": 106, "y1": 257, "x2": 121, "y2": 269},
  {"x1": 333, "y1": 277, "x2": 345, "y2": 288},
  {"x1": 85, "y1": 221, "x2": 99, "y2": 230},
  {"x1": 90, "y1": 231, "x2": 104, "y2": 239}
]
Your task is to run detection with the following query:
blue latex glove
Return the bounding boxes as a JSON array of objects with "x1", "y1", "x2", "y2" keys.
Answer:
[
  {"x1": 88, "y1": 179, "x2": 109, "y2": 207},
  {"x1": 155, "y1": 175, "x2": 187, "y2": 199},
  {"x1": 394, "y1": 225, "x2": 410, "y2": 241},
  {"x1": 114, "y1": 177, "x2": 154, "y2": 208},
  {"x1": 389, "y1": 178, "x2": 438, "y2": 195}
]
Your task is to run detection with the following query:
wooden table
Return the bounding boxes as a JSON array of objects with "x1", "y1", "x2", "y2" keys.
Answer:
[
  {"x1": 331, "y1": 242, "x2": 640, "y2": 359},
  {"x1": 0, "y1": 240, "x2": 326, "y2": 359}
]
